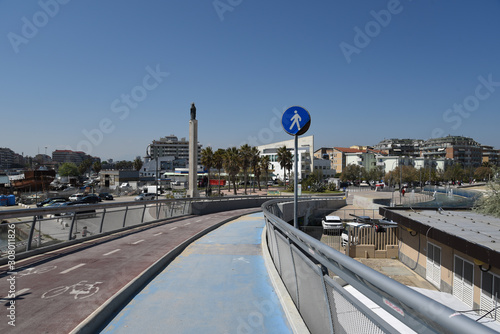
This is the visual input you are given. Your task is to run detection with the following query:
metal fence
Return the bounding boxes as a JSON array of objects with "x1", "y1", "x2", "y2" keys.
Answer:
[
  {"x1": 0, "y1": 195, "x2": 286, "y2": 258},
  {"x1": 262, "y1": 198, "x2": 497, "y2": 334}
]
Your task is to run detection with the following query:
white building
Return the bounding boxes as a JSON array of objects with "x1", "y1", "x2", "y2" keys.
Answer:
[{"x1": 257, "y1": 136, "x2": 314, "y2": 181}]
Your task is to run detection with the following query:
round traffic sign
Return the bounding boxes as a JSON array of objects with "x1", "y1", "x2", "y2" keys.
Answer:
[{"x1": 281, "y1": 106, "x2": 311, "y2": 136}]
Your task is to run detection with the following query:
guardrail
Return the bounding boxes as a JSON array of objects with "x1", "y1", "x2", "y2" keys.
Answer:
[
  {"x1": 262, "y1": 198, "x2": 496, "y2": 334},
  {"x1": 0, "y1": 195, "x2": 288, "y2": 259}
]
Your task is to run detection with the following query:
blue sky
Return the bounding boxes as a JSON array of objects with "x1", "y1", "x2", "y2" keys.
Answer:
[{"x1": 1, "y1": 0, "x2": 499, "y2": 161}]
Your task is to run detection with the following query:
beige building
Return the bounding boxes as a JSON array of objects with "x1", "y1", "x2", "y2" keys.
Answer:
[{"x1": 382, "y1": 207, "x2": 500, "y2": 321}]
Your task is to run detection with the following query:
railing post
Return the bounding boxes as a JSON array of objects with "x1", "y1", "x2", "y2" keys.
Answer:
[
  {"x1": 27, "y1": 216, "x2": 37, "y2": 251},
  {"x1": 68, "y1": 213, "x2": 77, "y2": 240},
  {"x1": 141, "y1": 204, "x2": 147, "y2": 223},
  {"x1": 99, "y1": 208, "x2": 106, "y2": 233},
  {"x1": 122, "y1": 206, "x2": 129, "y2": 228}
]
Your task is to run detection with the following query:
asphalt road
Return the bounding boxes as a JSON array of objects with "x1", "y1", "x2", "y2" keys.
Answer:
[{"x1": 0, "y1": 208, "x2": 259, "y2": 334}]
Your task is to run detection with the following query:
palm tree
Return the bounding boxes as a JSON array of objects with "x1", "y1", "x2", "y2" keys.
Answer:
[
  {"x1": 250, "y1": 147, "x2": 261, "y2": 192},
  {"x1": 285, "y1": 150, "x2": 293, "y2": 183},
  {"x1": 224, "y1": 147, "x2": 240, "y2": 195},
  {"x1": 201, "y1": 147, "x2": 214, "y2": 192},
  {"x1": 260, "y1": 155, "x2": 270, "y2": 188},
  {"x1": 239, "y1": 144, "x2": 252, "y2": 195},
  {"x1": 276, "y1": 146, "x2": 289, "y2": 184},
  {"x1": 133, "y1": 157, "x2": 143, "y2": 171},
  {"x1": 212, "y1": 149, "x2": 225, "y2": 195}
]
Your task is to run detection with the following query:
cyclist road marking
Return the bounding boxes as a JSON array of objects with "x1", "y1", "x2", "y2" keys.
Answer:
[
  {"x1": 60, "y1": 263, "x2": 86, "y2": 274},
  {"x1": 103, "y1": 249, "x2": 121, "y2": 256}
]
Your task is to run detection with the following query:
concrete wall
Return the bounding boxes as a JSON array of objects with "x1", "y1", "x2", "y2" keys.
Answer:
[
  {"x1": 278, "y1": 198, "x2": 346, "y2": 226},
  {"x1": 190, "y1": 197, "x2": 272, "y2": 215}
]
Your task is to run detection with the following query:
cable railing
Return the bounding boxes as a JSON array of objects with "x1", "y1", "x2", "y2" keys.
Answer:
[{"x1": 262, "y1": 198, "x2": 497, "y2": 334}]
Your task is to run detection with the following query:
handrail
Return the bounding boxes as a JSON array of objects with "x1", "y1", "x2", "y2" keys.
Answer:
[
  {"x1": 261, "y1": 198, "x2": 497, "y2": 334},
  {"x1": 0, "y1": 195, "x2": 288, "y2": 258}
]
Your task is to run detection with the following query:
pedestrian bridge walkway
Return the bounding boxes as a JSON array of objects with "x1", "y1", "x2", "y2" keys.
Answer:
[{"x1": 100, "y1": 212, "x2": 301, "y2": 333}]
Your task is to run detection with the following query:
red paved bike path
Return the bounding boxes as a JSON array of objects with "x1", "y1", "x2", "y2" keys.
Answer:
[{"x1": 0, "y1": 208, "x2": 259, "y2": 334}]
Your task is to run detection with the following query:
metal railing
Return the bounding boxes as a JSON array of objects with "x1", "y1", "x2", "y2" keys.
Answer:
[
  {"x1": 0, "y1": 195, "x2": 287, "y2": 259},
  {"x1": 262, "y1": 198, "x2": 497, "y2": 334}
]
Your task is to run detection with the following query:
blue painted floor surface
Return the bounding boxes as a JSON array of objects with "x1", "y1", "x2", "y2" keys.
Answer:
[{"x1": 101, "y1": 212, "x2": 292, "y2": 333}]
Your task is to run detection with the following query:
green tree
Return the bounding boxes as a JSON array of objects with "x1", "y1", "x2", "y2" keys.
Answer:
[
  {"x1": 250, "y1": 146, "x2": 261, "y2": 191},
  {"x1": 93, "y1": 161, "x2": 102, "y2": 174},
  {"x1": 341, "y1": 164, "x2": 365, "y2": 182},
  {"x1": 444, "y1": 163, "x2": 465, "y2": 183},
  {"x1": 115, "y1": 160, "x2": 133, "y2": 170},
  {"x1": 224, "y1": 147, "x2": 240, "y2": 195},
  {"x1": 276, "y1": 146, "x2": 290, "y2": 183},
  {"x1": 367, "y1": 166, "x2": 385, "y2": 183},
  {"x1": 239, "y1": 144, "x2": 252, "y2": 195},
  {"x1": 475, "y1": 167, "x2": 500, "y2": 218},
  {"x1": 133, "y1": 157, "x2": 143, "y2": 171},
  {"x1": 474, "y1": 166, "x2": 493, "y2": 181},
  {"x1": 58, "y1": 162, "x2": 79, "y2": 177},
  {"x1": 201, "y1": 147, "x2": 214, "y2": 189},
  {"x1": 212, "y1": 149, "x2": 225, "y2": 195},
  {"x1": 260, "y1": 155, "x2": 271, "y2": 189},
  {"x1": 78, "y1": 159, "x2": 92, "y2": 176}
]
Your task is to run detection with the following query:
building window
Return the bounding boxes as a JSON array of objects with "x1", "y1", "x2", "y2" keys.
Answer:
[
  {"x1": 426, "y1": 242, "x2": 441, "y2": 288},
  {"x1": 481, "y1": 271, "x2": 500, "y2": 321},
  {"x1": 453, "y1": 256, "x2": 474, "y2": 308}
]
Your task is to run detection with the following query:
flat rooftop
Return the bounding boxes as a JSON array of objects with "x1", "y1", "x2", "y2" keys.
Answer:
[{"x1": 397, "y1": 209, "x2": 500, "y2": 252}]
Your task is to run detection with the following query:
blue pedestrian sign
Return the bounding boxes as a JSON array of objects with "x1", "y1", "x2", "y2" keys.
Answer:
[{"x1": 281, "y1": 106, "x2": 311, "y2": 136}]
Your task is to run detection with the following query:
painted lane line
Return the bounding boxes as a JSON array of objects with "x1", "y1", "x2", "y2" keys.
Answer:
[
  {"x1": 60, "y1": 263, "x2": 86, "y2": 274},
  {"x1": 1, "y1": 288, "x2": 30, "y2": 301},
  {"x1": 153, "y1": 232, "x2": 163, "y2": 236},
  {"x1": 185, "y1": 222, "x2": 193, "y2": 225},
  {"x1": 170, "y1": 227, "x2": 178, "y2": 230},
  {"x1": 103, "y1": 249, "x2": 121, "y2": 256},
  {"x1": 132, "y1": 240, "x2": 145, "y2": 245}
]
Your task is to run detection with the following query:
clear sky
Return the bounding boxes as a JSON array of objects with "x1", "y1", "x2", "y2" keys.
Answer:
[{"x1": 1, "y1": 0, "x2": 499, "y2": 161}]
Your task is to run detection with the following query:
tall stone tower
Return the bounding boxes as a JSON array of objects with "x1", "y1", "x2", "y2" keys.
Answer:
[{"x1": 188, "y1": 103, "x2": 199, "y2": 198}]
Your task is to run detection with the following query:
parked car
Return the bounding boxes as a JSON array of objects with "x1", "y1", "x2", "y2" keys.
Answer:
[
  {"x1": 42, "y1": 198, "x2": 68, "y2": 207},
  {"x1": 134, "y1": 193, "x2": 157, "y2": 201},
  {"x1": 36, "y1": 197, "x2": 67, "y2": 207},
  {"x1": 321, "y1": 215, "x2": 343, "y2": 231},
  {"x1": 99, "y1": 193, "x2": 114, "y2": 200},
  {"x1": 74, "y1": 194, "x2": 101, "y2": 204},
  {"x1": 69, "y1": 193, "x2": 85, "y2": 202}
]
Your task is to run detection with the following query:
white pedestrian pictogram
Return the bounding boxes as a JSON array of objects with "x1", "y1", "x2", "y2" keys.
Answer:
[{"x1": 289, "y1": 110, "x2": 302, "y2": 131}]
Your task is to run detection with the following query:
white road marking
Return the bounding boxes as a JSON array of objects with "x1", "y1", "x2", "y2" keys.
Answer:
[
  {"x1": 60, "y1": 263, "x2": 86, "y2": 274},
  {"x1": 170, "y1": 227, "x2": 178, "y2": 230},
  {"x1": 132, "y1": 240, "x2": 145, "y2": 245},
  {"x1": 103, "y1": 249, "x2": 121, "y2": 256},
  {"x1": 153, "y1": 232, "x2": 163, "y2": 236},
  {"x1": 0, "y1": 288, "x2": 30, "y2": 301}
]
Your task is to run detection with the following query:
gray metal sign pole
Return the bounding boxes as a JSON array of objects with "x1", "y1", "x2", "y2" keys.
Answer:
[
  {"x1": 294, "y1": 135, "x2": 298, "y2": 229},
  {"x1": 281, "y1": 106, "x2": 310, "y2": 230}
]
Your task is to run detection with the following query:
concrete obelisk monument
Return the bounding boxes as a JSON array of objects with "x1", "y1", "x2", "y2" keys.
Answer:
[{"x1": 188, "y1": 103, "x2": 199, "y2": 198}]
